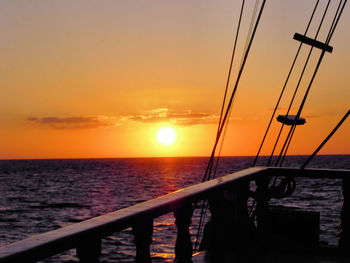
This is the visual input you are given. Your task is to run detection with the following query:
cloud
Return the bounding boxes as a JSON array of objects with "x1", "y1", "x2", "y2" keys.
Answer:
[
  {"x1": 27, "y1": 116, "x2": 119, "y2": 129},
  {"x1": 27, "y1": 108, "x2": 241, "y2": 129},
  {"x1": 128, "y1": 108, "x2": 220, "y2": 126}
]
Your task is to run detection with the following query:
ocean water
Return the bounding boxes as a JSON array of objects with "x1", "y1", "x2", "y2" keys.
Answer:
[{"x1": 0, "y1": 155, "x2": 349, "y2": 262}]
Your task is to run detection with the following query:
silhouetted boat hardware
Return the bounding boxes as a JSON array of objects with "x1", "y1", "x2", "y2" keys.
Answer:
[
  {"x1": 277, "y1": 115, "x2": 306, "y2": 126},
  {"x1": 293, "y1": 33, "x2": 333, "y2": 53},
  {"x1": 0, "y1": 167, "x2": 349, "y2": 263}
]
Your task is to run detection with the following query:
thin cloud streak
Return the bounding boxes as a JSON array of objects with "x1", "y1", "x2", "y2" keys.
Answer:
[
  {"x1": 127, "y1": 108, "x2": 219, "y2": 126},
  {"x1": 27, "y1": 108, "x2": 241, "y2": 129},
  {"x1": 27, "y1": 116, "x2": 119, "y2": 129}
]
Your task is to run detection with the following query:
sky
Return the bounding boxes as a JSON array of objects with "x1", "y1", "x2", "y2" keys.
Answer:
[{"x1": 0, "y1": 0, "x2": 349, "y2": 159}]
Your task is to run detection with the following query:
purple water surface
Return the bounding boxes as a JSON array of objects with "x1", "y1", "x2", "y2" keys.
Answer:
[{"x1": 0, "y1": 155, "x2": 349, "y2": 262}]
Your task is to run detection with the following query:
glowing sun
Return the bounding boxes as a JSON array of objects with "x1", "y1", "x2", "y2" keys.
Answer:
[{"x1": 157, "y1": 127, "x2": 177, "y2": 146}]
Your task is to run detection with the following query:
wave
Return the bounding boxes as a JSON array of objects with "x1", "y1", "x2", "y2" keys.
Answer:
[{"x1": 28, "y1": 202, "x2": 90, "y2": 209}]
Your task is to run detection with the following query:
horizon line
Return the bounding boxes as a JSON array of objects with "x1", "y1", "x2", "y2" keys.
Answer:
[{"x1": 1, "y1": 153, "x2": 349, "y2": 161}]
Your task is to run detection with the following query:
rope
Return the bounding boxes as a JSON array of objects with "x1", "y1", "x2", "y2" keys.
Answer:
[
  {"x1": 275, "y1": 0, "x2": 333, "y2": 166},
  {"x1": 326, "y1": 0, "x2": 344, "y2": 43},
  {"x1": 241, "y1": 0, "x2": 259, "y2": 66},
  {"x1": 212, "y1": 103, "x2": 234, "y2": 179},
  {"x1": 194, "y1": 1, "x2": 246, "y2": 252},
  {"x1": 252, "y1": 0, "x2": 320, "y2": 166},
  {"x1": 213, "y1": 0, "x2": 260, "y2": 179},
  {"x1": 269, "y1": 0, "x2": 327, "y2": 166},
  {"x1": 279, "y1": 124, "x2": 296, "y2": 166},
  {"x1": 301, "y1": 109, "x2": 350, "y2": 169},
  {"x1": 276, "y1": 0, "x2": 347, "y2": 166},
  {"x1": 217, "y1": 0, "x2": 245, "y2": 134},
  {"x1": 202, "y1": 0, "x2": 266, "y2": 182},
  {"x1": 210, "y1": 0, "x2": 245, "y2": 181},
  {"x1": 195, "y1": 0, "x2": 267, "y2": 252},
  {"x1": 250, "y1": 0, "x2": 347, "y2": 220}
]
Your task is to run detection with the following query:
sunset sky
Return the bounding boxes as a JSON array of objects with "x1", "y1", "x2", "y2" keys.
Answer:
[{"x1": 0, "y1": 0, "x2": 349, "y2": 159}]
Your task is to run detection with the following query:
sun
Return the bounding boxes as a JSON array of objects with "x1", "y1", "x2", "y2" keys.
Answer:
[{"x1": 157, "y1": 127, "x2": 177, "y2": 146}]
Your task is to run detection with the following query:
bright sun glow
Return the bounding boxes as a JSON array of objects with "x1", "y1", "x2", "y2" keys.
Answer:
[{"x1": 157, "y1": 127, "x2": 177, "y2": 146}]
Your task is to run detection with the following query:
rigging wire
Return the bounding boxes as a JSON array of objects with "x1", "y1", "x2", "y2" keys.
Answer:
[
  {"x1": 276, "y1": 0, "x2": 347, "y2": 166},
  {"x1": 210, "y1": 0, "x2": 246, "y2": 180},
  {"x1": 241, "y1": 0, "x2": 259, "y2": 66},
  {"x1": 274, "y1": 0, "x2": 332, "y2": 167},
  {"x1": 326, "y1": 0, "x2": 343, "y2": 42},
  {"x1": 268, "y1": 0, "x2": 327, "y2": 166},
  {"x1": 201, "y1": 0, "x2": 247, "y2": 185},
  {"x1": 195, "y1": 0, "x2": 267, "y2": 252},
  {"x1": 249, "y1": 0, "x2": 347, "y2": 219},
  {"x1": 301, "y1": 109, "x2": 350, "y2": 169},
  {"x1": 211, "y1": 0, "x2": 259, "y2": 181},
  {"x1": 279, "y1": 0, "x2": 345, "y2": 166},
  {"x1": 326, "y1": 0, "x2": 344, "y2": 42},
  {"x1": 279, "y1": 124, "x2": 296, "y2": 166},
  {"x1": 252, "y1": 0, "x2": 320, "y2": 166},
  {"x1": 203, "y1": 0, "x2": 266, "y2": 183},
  {"x1": 194, "y1": 1, "x2": 246, "y2": 252},
  {"x1": 212, "y1": 0, "x2": 259, "y2": 179},
  {"x1": 217, "y1": 0, "x2": 245, "y2": 134},
  {"x1": 213, "y1": 101, "x2": 235, "y2": 179}
]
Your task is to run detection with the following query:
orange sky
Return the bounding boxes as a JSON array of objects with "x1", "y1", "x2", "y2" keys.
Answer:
[{"x1": 0, "y1": 0, "x2": 349, "y2": 159}]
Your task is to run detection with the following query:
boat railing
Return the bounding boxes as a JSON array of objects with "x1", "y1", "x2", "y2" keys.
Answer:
[{"x1": 0, "y1": 166, "x2": 349, "y2": 263}]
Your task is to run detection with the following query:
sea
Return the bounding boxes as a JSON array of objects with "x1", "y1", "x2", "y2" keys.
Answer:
[{"x1": 0, "y1": 155, "x2": 349, "y2": 262}]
